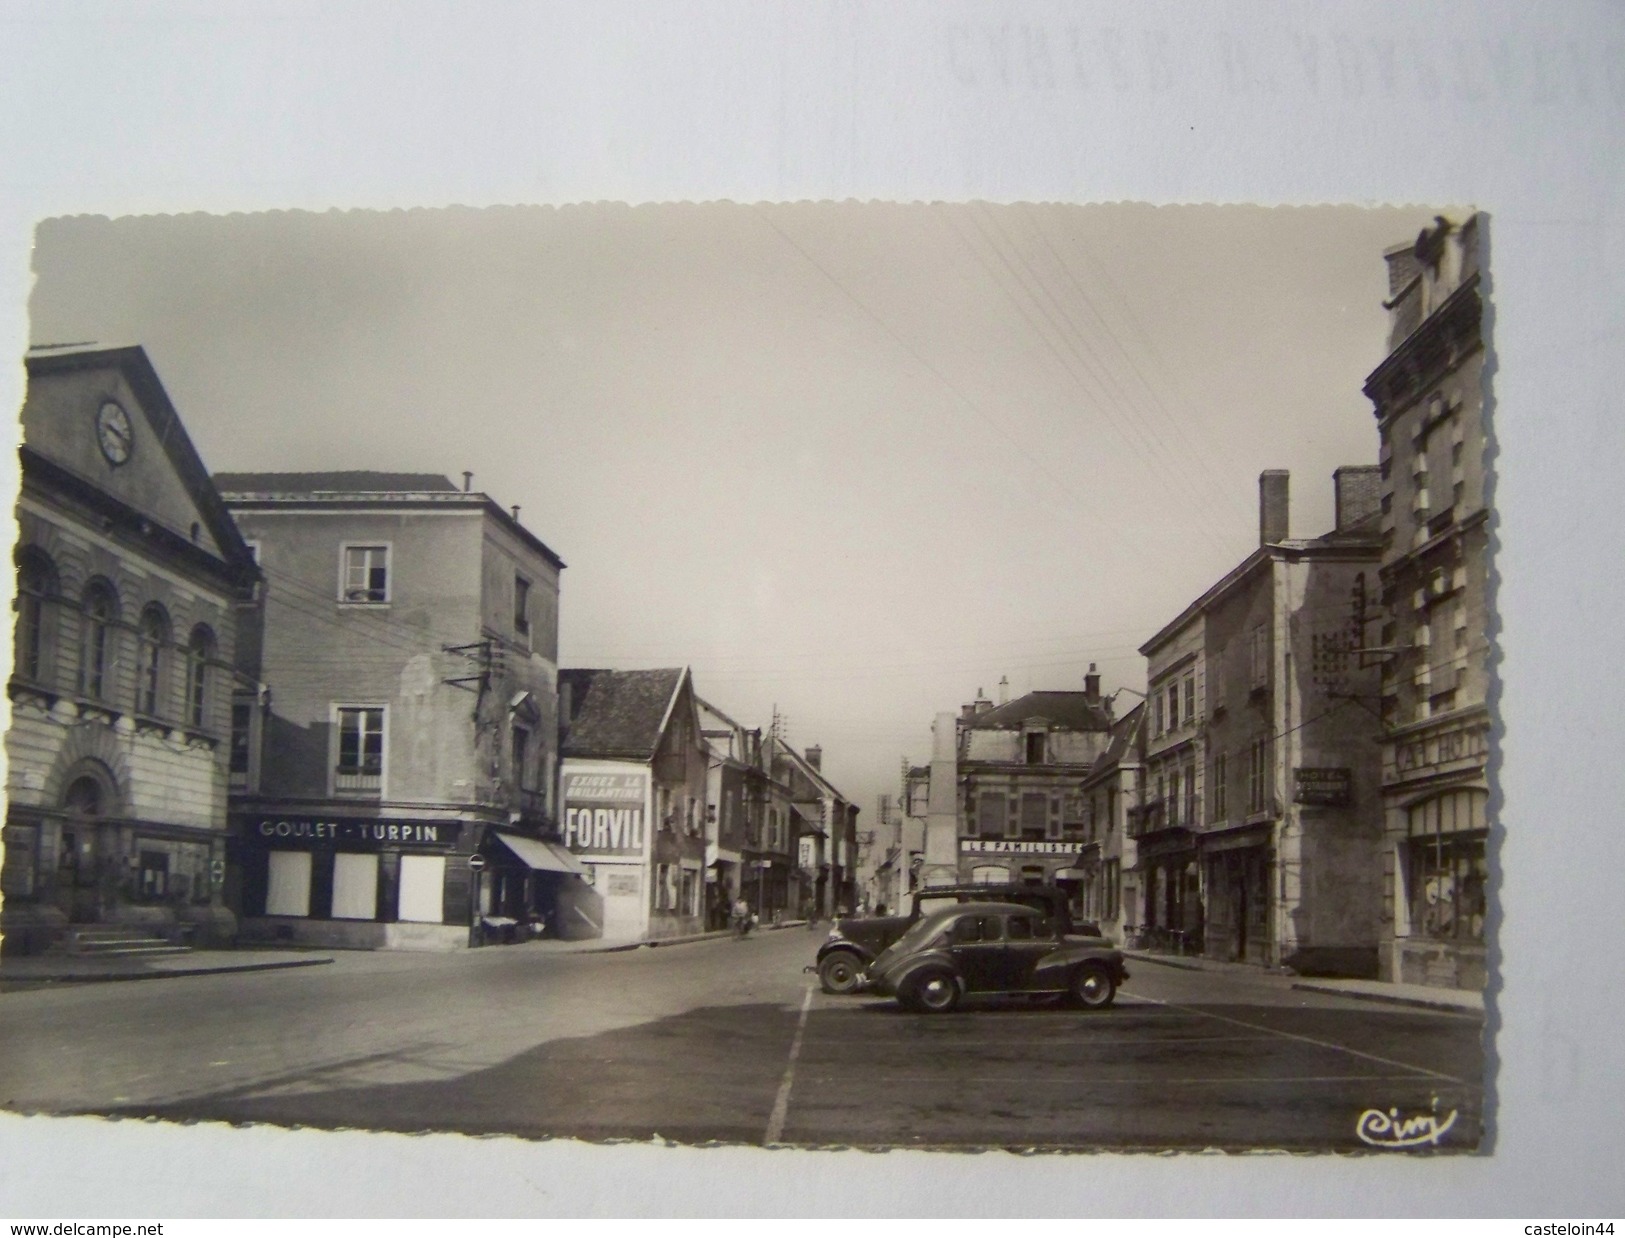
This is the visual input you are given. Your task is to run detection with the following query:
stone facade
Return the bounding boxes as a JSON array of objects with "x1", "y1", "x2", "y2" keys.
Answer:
[
  {"x1": 1137, "y1": 469, "x2": 1385, "y2": 976},
  {"x1": 4, "y1": 347, "x2": 258, "y2": 953},
  {"x1": 219, "y1": 474, "x2": 567, "y2": 951},
  {"x1": 1364, "y1": 214, "x2": 1490, "y2": 990}
]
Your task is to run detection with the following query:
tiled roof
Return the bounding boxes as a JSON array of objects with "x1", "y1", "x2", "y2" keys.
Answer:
[
  {"x1": 213, "y1": 471, "x2": 460, "y2": 494},
  {"x1": 560, "y1": 668, "x2": 685, "y2": 759},
  {"x1": 966, "y1": 690, "x2": 1113, "y2": 733},
  {"x1": 1093, "y1": 701, "x2": 1145, "y2": 771}
]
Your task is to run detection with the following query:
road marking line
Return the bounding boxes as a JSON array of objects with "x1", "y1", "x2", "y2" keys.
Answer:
[
  {"x1": 1133, "y1": 994, "x2": 1469, "y2": 1084},
  {"x1": 797, "y1": 1072, "x2": 1475, "y2": 1087},
  {"x1": 764, "y1": 982, "x2": 815, "y2": 1146}
]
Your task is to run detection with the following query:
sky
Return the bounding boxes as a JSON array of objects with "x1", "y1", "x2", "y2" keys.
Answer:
[{"x1": 25, "y1": 202, "x2": 1447, "y2": 831}]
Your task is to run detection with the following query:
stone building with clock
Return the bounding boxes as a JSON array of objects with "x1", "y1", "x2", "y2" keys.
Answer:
[{"x1": 3, "y1": 345, "x2": 260, "y2": 954}]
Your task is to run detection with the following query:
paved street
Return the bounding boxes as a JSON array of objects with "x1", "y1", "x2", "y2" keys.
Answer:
[{"x1": 0, "y1": 928, "x2": 1484, "y2": 1151}]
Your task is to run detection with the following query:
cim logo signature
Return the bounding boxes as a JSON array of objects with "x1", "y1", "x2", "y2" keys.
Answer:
[{"x1": 1355, "y1": 1100, "x2": 1460, "y2": 1149}]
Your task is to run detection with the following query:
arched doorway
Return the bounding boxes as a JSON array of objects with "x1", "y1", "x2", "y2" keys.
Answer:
[{"x1": 56, "y1": 761, "x2": 118, "y2": 923}]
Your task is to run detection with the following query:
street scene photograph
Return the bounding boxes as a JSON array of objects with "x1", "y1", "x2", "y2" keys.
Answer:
[{"x1": 1, "y1": 201, "x2": 1489, "y2": 1154}]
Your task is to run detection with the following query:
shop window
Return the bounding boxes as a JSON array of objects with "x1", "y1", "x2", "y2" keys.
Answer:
[
  {"x1": 265, "y1": 850, "x2": 312, "y2": 917},
  {"x1": 970, "y1": 864, "x2": 1009, "y2": 885},
  {"x1": 341, "y1": 544, "x2": 389, "y2": 603},
  {"x1": 1406, "y1": 792, "x2": 1487, "y2": 943},
  {"x1": 1019, "y1": 864, "x2": 1046, "y2": 887},
  {"x1": 397, "y1": 854, "x2": 446, "y2": 923},
  {"x1": 185, "y1": 625, "x2": 216, "y2": 729},
  {"x1": 334, "y1": 705, "x2": 385, "y2": 795},
  {"x1": 331, "y1": 852, "x2": 379, "y2": 920},
  {"x1": 137, "y1": 850, "x2": 169, "y2": 901},
  {"x1": 135, "y1": 604, "x2": 170, "y2": 717},
  {"x1": 1, "y1": 825, "x2": 38, "y2": 898},
  {"x1": 79, "y1": 580, "x2": 118, "y2": 700},
  {"x1": 655, "y1": 863, "x2": 677, "y2": 910}
]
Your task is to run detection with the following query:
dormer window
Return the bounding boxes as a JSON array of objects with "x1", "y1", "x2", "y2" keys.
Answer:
[{"x1": 1025, "y1": 730, "x2": 1046, "y2": 764}]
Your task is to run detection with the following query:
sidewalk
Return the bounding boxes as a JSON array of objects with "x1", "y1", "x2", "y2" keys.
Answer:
[
  {"x1": 0, "y1": 948, "x2": 335, "y2": 987},
  {"x1": 524, "y1": 918, "x2": 815, "y2": 955},
  {"x1": 1124, "y1": 948, "x2": 1484, "y2": 1014},
  {"x1": 0, "y1": 918, "x2": 818, "y2": 986}
]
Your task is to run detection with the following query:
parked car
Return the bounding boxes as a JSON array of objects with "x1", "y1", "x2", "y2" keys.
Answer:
[
  {"x1": 868, "y1": 901, "x2": 1129, "y2": 1013},
  {"x1": 811, "y1": 883, "x2": 1099, "y2": 994}
]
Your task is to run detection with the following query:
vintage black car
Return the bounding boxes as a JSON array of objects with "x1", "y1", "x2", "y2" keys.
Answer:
[
  {"x1": 812, "y1": 883, "x2": 1099, "y2": 994},
  {"x1": 868, "y1": 901, "x2": 1128, "y2": 1013}
]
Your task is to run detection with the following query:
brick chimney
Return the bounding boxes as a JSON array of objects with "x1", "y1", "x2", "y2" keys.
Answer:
[
  {"x1": 1084, "y1": 662, "x2": 1101, "y2": 701},
  {"x1": 1333, "y1": 464, "x2": 1382, "y2": 532},
  {"x1": 974, "y1": 687, "x2": 993, "y2": 715},
  {"x1": 1259, "y1": 470, "x2": 1290, "y2": 546},
  {"x1": 805, "y1": 745, "x2": 822, "y2": 772}
]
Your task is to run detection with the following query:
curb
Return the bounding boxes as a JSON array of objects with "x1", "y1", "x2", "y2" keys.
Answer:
[
  {"x1": 1290, "y1": 980, "x2": 1483, "y2": 1015},
  {"x1": 0, "y1": 957, "x2": 336, "y2": 986},
  {"x1": 1122, "y1": 951, "x2": 1204, "y2": 972},
  {"x1": 579, "y1": 920, "x2": 813, "y2": 954}
]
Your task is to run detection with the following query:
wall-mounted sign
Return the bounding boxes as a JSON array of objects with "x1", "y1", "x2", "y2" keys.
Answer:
[
  {"x1": 562, "y1": 768, "x2": 649, "y2": 856},
  {"x1": 251, "y1": 818, "x2": 458, "y2": 848},
  {"x1": 960, "y1": 839, "x2": 1077, "y2": 855},
  {"x1": 1294, "y1": 767, "x2": 1352, "y2": 806},
  {"x1": 1392, "y1": 724, "x2": 1489, "y2": 777}
]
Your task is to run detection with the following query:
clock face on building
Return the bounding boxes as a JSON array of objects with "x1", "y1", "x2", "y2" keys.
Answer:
[{"x1": 95, "y1": 400, "x2": 134, "y2": 465}]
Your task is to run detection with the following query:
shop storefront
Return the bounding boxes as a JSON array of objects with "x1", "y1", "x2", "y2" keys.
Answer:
[
  {"x1": 957, "y1": 839, "x2": 1087, "y2": 889},
  {"x1": 1201, "y1": 825, "x2": 1273, "y2": 966},
  {"x1": 232, "y1": 814, "x2": 475, "y2": 951},
  {"x1": 1379, "y1": 712, "x2": 1490, "y2": 990},
  {"x1": 1134, "y1": 828, "x2": 1200, "y2": 951},
  {"x1": 2, "y1": 806, "x2": 232, "y2": 953}
]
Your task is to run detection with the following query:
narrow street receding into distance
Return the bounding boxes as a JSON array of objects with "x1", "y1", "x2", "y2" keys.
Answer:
[{"x1": 0, "y1": 929, "x2": 1483, "y2": 1151}]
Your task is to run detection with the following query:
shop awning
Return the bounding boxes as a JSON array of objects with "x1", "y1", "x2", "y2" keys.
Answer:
[{"x1": 494, "y1": 831, "x2": 586, "y2": 875}]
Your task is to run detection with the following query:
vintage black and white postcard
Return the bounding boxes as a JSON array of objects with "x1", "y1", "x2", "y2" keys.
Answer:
[
  {"x1": 3, "y1": 201, "x2": 1489, "y2": 1160},
  {"x1": 0, "y1": 0, "x2": 1619, "y2": 1223}
]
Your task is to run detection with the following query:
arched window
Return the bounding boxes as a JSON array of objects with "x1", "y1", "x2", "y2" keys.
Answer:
[
  {"x1": 79, "y1": 580, "x2": 119, "y2": 701},
  {"x1": 135, "y1": 604, "x2": 170, "y2": 717},
  {"x1": 185, "y1": 624, "x2": 216, "y2": 729},
  {"x1": 13, "y1": 549, "x2": 56, "y2": 684},
  {"x1": 63, "y1": 773, "x2": 104, "y2": 817}
]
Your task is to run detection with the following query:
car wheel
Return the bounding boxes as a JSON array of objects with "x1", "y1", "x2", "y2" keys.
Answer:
[
  {"x1": 908, "y1": 969, "x2": 962, "y2": 1014},
  {"x1": 1069, "y1": 962, "x2": 1116, "y2": 1009},
  {"x1": 818, "y1": 951, "x2": 865, "y2": 995}
]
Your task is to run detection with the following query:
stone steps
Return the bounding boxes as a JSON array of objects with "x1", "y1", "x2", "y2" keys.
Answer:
[{"x1": 55, "y1": 926, "x2": 194, "y2": 957}]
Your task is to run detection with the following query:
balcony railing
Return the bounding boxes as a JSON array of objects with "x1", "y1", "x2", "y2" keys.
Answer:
[{"x1": 334, "y1": 765, "x2": 382, "y2": 795}]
